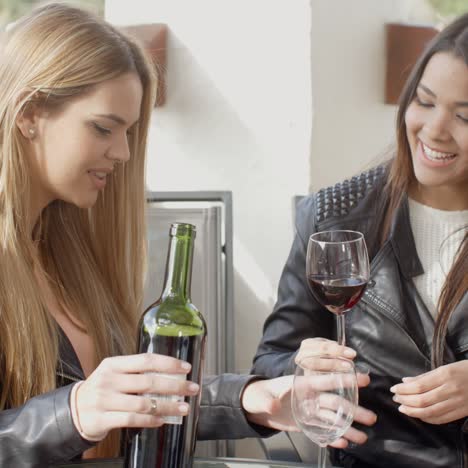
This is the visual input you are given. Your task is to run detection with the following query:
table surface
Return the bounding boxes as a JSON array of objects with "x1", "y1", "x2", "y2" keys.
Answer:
[
  {"x1": 53, "y1": 457, "x2": 309, "y2": 467},
  {"x1": 195, "y1": 459, "x2": 309, "y2": 467}
]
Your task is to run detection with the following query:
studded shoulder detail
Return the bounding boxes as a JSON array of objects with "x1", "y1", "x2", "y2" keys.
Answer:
[{"x1": 315, "y1": 165, "x2": 386, "y2": 223}]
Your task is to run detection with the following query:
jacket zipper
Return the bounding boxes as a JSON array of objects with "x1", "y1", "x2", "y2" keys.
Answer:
[
  {"x1": 361, "y1": 290, "x2": 431, "y2": 364},
  {"x1": 56, "y1": 371, "x2": 81, "y2": 383}
]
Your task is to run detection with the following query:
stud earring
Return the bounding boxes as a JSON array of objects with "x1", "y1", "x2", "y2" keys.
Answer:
[{"x1": 28, "y1": 128, "x2": 36, "y2": 137}]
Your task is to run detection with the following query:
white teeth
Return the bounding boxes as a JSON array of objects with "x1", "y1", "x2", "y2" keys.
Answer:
[
  {"x1": 91, "y1": 171, "x2": 107, "y2": 179},
  {"x1": 422, "y1": 143, "x2": 456, "y2": 161}
]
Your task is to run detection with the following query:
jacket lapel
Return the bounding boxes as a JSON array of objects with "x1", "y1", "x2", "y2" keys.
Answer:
[
  {"x1": 446, "y1": 292, "x2": 468, "y2": 360},
  {"x1": 388, "y1": 197, "x2": 424, "y2": 279},
  {"x1": 56, "y1": 326, "x2": 85, "y2": 384},
  {"x1": 363, "y1": 198, "x2": 434, "y2": 360}
]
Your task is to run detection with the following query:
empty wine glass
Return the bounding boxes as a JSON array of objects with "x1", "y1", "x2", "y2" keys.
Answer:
[
  {"x1": 306, "y1": 230, "x2": 370, "y2": 346},
  {"x1": 292, "y1": 355, "x2": 358, "y2": 468}
]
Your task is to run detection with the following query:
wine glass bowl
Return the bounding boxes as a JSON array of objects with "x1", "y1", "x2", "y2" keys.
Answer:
[
  {"x1": 306, "y1": 230, "x2": 370, "y2": 345},
  {"x1": 292, "y1": 355, "x2": 358, "y2": 467}
]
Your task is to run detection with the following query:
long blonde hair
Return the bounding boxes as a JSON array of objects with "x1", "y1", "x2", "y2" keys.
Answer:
[{"x1": 0, "y1": 3, "x2": 156, "y2": 456}]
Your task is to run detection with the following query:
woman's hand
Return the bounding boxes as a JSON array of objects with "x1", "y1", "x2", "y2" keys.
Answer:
[
  {"x1": 324, "y1": 370, "x2": 376, "y2": 448},
  {"x1": 295, "y1": 338, "x2": 377, "y2": 448},
  {"x1": 242, "y1": 375, "x2": 297, "y2": 432},
  {"x1": 242, "y1": 373, "x2": 376, "y2": 446},
  {"x1": 295, "y1": 338, "x2": 357, "y2": 364},
  {"x1": 72, "y1": 354, "x2": 200, "y2": 441},
  {"x1": 241, "y1": 374, "x2": 377, "y2": 448},
  {"x1": 390, "y1": 361, "x2": 468, "y2": 425}
]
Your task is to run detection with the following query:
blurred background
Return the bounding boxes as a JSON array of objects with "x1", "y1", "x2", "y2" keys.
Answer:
[{"x1": 1, "y1": 0, "x2": 466, "y2": 459}]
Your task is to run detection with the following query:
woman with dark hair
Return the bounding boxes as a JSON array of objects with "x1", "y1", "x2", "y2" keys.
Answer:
[{"x1": 252, "y1": 13, "x2": 468, "y2": 468}]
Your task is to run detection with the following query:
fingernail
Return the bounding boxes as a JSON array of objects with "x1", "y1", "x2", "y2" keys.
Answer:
[
  {"x1": 178, "y1": 403, "x2": 189, "y2": 414},
  {"x1": 389, "y1": 386, "x2": 396, "y2": 393},
  {"x1": 189, "y1": 383, "x2": 200, "y2": 392},
  {"x1": 402, "y1": 377, "x2": 410, "y2": 382},
  {"x1": 344, "y1": 348, "x2": 356, "y2": 358},
  {"x1": 355, "y1": 363, "x2": 370, "y2": 375},
  {"x1": 398, "y1": 405, "x2": 406, "y2": 413},
  {"x1": 181, "y1": 362, "x2": 191, "y2": 370},
  {"x1": 392, "y1": 395, "x2": 399, "y2": 403},
  {"x1": 341, "y1": 360, "x2": 352, "y2": 369}
]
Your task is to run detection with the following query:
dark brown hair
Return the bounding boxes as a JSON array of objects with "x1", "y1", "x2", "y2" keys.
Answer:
[{"x1": 384, "y1": 13, "x2": 468, "y2": 368}]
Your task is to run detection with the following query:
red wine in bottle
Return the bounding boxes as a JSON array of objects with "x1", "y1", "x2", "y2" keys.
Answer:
[{"x1": 124, "y1": 223, "x2": 207, "y2": 468}]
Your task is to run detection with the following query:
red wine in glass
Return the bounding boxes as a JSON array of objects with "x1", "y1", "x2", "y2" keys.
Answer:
[
  {"x1": 307, "y1": 275, "x2": 368, "y2": 316},
  {"x1": 306, "y1": 230, "x2": 369, "y2": 345}
]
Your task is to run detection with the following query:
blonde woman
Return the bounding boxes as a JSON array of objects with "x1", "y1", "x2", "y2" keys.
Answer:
[{"x1": 0, "y1": 4, "x2": 303, "y2": 466}]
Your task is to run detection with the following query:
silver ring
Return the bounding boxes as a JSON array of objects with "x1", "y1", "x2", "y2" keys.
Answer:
[{"x1": 149, "y1": 397, "x2": 158, "y2": 415}]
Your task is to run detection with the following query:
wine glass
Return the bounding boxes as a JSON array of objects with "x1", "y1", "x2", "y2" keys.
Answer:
[
  {"x1": 306, "y1": 230, "x2": 369, "y2": 346},
  {"x1": 292, "y1": 355, "x2": 358, "y2": 468}
]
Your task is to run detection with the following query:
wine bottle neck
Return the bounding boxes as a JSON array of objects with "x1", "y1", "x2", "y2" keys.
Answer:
[{"x1": 161, "y1": 232, "x2": 194, "y2": 300}]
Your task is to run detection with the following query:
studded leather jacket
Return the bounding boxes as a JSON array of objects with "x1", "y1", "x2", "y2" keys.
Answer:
[
  {"x1": 252, "y1": 166, "x2": 468, "y2": 468},
  {"x1": 0, "y1": 328, "x2": 266, "y2": 467}
]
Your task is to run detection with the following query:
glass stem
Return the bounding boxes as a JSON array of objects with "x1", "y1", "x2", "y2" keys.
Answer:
[
  {"x1": 318, "y1": 445, "x2": 327, "y2": 468},
  {"x1": 336, "y1": 314, "x2": 346, "y2": 346}
]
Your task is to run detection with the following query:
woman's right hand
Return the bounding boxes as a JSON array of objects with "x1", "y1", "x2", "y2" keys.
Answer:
[
  {"x1": 295, "y1": 338, "x2": 377, "y2": 448},
  {"x1": 295, "y1": 337, "x2": 357, "y2": 364},
  {"x1": 71, "y1": 353, "x2": 200, "y2": 441}
]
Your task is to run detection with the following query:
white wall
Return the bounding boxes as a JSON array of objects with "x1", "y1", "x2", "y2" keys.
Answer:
[
  {"x1": 106, "y1": 0, "x2": 312, "y2": 378},
  {"x1": 309, "y1": 0, "x2": 435, "y2": 190}
]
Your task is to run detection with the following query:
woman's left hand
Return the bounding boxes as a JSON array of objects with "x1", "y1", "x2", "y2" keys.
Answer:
[
  {"x1": 242, "y1": 375, "x2": 298, "y2": 432},
  {"x1": 390, "y1": 361, "x2": 468, "y2": 424}
]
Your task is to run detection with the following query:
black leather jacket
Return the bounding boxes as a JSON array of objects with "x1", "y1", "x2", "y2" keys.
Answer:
[
  {"x1": 0, "y1": 327, "x2": 265, "y2": 467},
  {"x1": 252, "y1": 167, "x2": 468, "y2": 468}
]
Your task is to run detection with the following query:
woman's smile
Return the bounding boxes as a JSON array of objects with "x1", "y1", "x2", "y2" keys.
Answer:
[
  {"x1": 418, "y1": 141, "x2": 458, "y2": 167},
  {"x1": 87, "y1": 168, "x2": 113, "y2": 190}
]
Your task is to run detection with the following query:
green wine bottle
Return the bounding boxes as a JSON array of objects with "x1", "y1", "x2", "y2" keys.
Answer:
[{"x1": 124, "y1": 223, "x2": 207, "y2": 468}]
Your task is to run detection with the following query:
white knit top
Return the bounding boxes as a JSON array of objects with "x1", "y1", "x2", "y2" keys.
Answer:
[{"x1": 408, "y1": 198, "x2": 468, "y2": 318}]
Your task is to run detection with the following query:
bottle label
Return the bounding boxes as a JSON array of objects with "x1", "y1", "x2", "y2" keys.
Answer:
[{"x1": 145, "y1": 372, "x2": 187, "y2": 424}]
